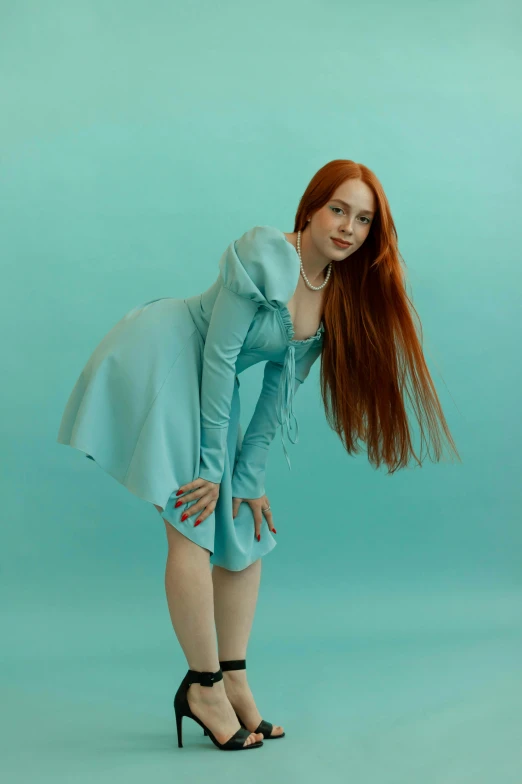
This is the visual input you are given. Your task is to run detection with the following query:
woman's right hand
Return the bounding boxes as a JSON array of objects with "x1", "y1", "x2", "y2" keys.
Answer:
[{"x1": 175, "y1": 477, "x2": 220, "y2": 527}]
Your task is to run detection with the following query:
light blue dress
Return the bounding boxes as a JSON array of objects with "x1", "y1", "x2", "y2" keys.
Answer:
[{"x1": 57, "y1": 225, "x2": 324, "y2": 570}]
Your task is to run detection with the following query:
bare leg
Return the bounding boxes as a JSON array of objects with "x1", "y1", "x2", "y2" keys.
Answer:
[
  {"x1": 212, "y1": 559, "x2": 284, "y2": 737},
  {"x1": 156, "y1": 507, "x2": 263, "y2": 747}
]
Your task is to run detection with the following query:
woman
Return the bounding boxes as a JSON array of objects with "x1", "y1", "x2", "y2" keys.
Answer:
[{"x1": 56, "y1": 159, "x2": 461, "y2": 752}]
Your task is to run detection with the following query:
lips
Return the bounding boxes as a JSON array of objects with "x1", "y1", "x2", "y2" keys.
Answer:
[{"x1": 332, "y1": 238, "x2": 352, "y2": 247}]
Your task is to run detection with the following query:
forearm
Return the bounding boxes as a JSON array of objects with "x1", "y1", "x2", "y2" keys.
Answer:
[{"x1": 231, "y1": 363, "x2": 302, "y2": 498}]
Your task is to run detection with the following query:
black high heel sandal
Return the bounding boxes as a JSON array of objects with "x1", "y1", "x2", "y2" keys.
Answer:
[
  {"x1": 174, "y1": 667, "x2": 264, "y2": 751},
  {"x1": 202, "y1": 659, "x2": 285, "y2": 740}
]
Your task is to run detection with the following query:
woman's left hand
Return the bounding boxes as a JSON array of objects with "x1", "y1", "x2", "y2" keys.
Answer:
[{"x1": 232, "y1": 495, "x2": 277, "y2": 541}]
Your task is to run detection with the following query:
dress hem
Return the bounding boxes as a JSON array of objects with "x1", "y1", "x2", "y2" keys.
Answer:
[{"x1": 57, "y1": 439, "x2": 277, "y2": 572}]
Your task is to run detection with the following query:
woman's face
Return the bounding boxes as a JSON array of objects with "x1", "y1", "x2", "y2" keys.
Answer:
[{"x1": 308, "y1": 179, "x2": 376, "y2": 260}]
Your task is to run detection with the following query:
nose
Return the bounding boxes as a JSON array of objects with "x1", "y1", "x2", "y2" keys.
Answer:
[{"x1": 340, "y1": 220, "x2": 355, "y2": 235}]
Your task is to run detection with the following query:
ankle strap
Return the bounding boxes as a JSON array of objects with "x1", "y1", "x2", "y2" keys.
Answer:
[
  {"x1": 187, "y1": 668, "x2": 223, "y2": 687},
  {"x1": 219, "y1": 659, "x2": 246, "y2": 671}
]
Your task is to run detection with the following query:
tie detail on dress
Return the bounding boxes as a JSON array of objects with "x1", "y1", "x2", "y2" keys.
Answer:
[{"x1": 276, "y1": 344, "x2": 299, "y2": 470}]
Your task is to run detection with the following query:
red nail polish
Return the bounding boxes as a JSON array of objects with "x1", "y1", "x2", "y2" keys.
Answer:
[
  {"x1": 272, "y1": 528, "x2": 277, "y2": 534},
  {"x1": 181, "y1": 513, "x2": 188, "y2": 521},
  {"x1": 176, "y1": 490, "x2": 183, "y2": 496},
  {"x1": 175, "y1": 500, "x2": 182, "y2": 508},
  {"x1": 257, "y1": 534, "x2": 261, "y2": 542},
  {"x1": 195, "y1": 519, "x2": 202, "y2": 527}
]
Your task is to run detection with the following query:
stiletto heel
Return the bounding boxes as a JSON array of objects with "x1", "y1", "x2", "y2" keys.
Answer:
[
  {"x1": 176, "y1": 711, "x2": 183, "y2": 748},
  {"x1": 218, "y1": 659, "x2": 286, "y2": 740},
  {"x1": 173, "y1": 667, "x2": 264, "y2": 751}
]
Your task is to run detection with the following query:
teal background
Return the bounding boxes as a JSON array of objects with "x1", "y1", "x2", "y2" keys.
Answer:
[{"x1": 2, "y1": 0, "x2": 521, "y2": 781}]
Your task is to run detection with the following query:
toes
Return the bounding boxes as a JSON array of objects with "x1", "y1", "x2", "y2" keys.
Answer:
[{"x1": 244, "y1": 732, "x2": 260, "y2": 746}]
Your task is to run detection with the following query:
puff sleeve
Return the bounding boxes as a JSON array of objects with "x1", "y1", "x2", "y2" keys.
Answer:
[
  {"x1": 217, "y1": 225, "x2": 298, "y2": 306},
  {"x1": 230, "y1": 341, "x2": 322, "y2": 499}
]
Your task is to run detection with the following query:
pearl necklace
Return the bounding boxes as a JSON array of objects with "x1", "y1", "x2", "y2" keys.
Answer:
[{"x1": 297, "y1": 229, "x2": 332, "y2": 291}]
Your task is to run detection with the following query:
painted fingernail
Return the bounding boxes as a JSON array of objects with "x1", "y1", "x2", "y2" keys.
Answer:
[
  {"x1": 181, "y1": 513, "x2": 188, "y2": 522},
  {"x1": 175, "y1": 500, "x2": 182, "y2": 508},
  {"x1": 195, "y1": 519, "x2": 202, "y2": 527},
  {"x1": 176, "y1": 490, "x2": 183, "y2": 496},
  {"x1": 257, "y1": 534, "x2": 261, "y2": 542},
  {"x1": 272, "y1": 528, "x2": 277, "y2": 534}
]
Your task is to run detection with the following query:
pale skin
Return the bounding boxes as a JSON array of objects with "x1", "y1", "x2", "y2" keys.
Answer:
[{"x1": 154, "y1": 178, "x2": 376, "y2": 747}]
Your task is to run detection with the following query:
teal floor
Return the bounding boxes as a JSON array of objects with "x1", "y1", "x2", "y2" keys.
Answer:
[{"x1": 2, "y1": 579, "x2": 521, "y2": 784}]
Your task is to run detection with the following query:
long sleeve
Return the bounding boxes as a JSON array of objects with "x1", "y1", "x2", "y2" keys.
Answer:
[
  {"x1": 197, "y1": 285, "x2": 260, "y2": 484},
  {"x1": 231, "y1": 342, "x2": 322, "y2": 499},
  {"x1": 197, "y1": 224, "x2": 312, "y2": 488}
]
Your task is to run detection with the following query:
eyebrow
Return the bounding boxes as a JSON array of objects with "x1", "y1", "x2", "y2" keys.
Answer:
[{"x1": 331, "y1": 198, "x2": 375, "y2": 217}]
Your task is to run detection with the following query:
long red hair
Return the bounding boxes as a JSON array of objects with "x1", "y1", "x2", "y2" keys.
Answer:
[{"x1": 294, "y1": 159, "x2": 461, "y2": 473}]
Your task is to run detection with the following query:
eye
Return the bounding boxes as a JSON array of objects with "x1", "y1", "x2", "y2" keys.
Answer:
[{"x1": 331, "y1": 205, "x2": 371, "y2": 224}]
